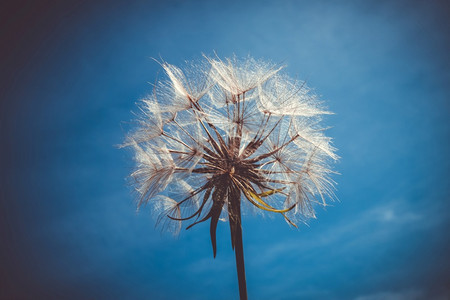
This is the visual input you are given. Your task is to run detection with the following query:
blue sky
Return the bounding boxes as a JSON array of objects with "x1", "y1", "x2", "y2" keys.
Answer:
[{"x1": 1, "y1": 0, "x2": 449, "y2": 299}]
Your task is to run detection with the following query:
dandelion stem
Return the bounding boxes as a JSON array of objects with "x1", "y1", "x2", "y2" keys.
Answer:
[
  {"x1": 229, "y1": 186, "x2": 248, "y2": 300},
  {"x1": 234, "y1": 210, "x2": 247, "y2": 300}
]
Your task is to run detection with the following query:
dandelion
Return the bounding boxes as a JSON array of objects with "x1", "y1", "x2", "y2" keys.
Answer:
[{"x1": 123, "y1": 55, "x2": 338, "y2": 300}]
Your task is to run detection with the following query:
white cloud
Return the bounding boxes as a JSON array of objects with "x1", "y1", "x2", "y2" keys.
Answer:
[
  {"x1": 368, "y1": 198, "x2": 423, "y2": 225},
  {"x1": 354, "y1": 289, "x2": 424, "y2": 300}
]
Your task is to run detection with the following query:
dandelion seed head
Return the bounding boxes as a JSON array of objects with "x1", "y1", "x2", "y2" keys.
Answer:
[{"x1": 124, "y1": 54, "x2": 338, "y2": 238}]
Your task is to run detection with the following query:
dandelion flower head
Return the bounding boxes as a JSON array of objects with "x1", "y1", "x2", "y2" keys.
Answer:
[{"x1": 124, "y1": 55, "x2": 338, "y2": 256}]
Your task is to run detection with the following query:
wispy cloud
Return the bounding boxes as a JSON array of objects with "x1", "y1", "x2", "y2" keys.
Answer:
[
  {"x1": 254, "y1": 197, "x2": 436, "y2": 266},
  {"x1": 354, "y1": 289, "x2": 424, "y2": 300}
]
